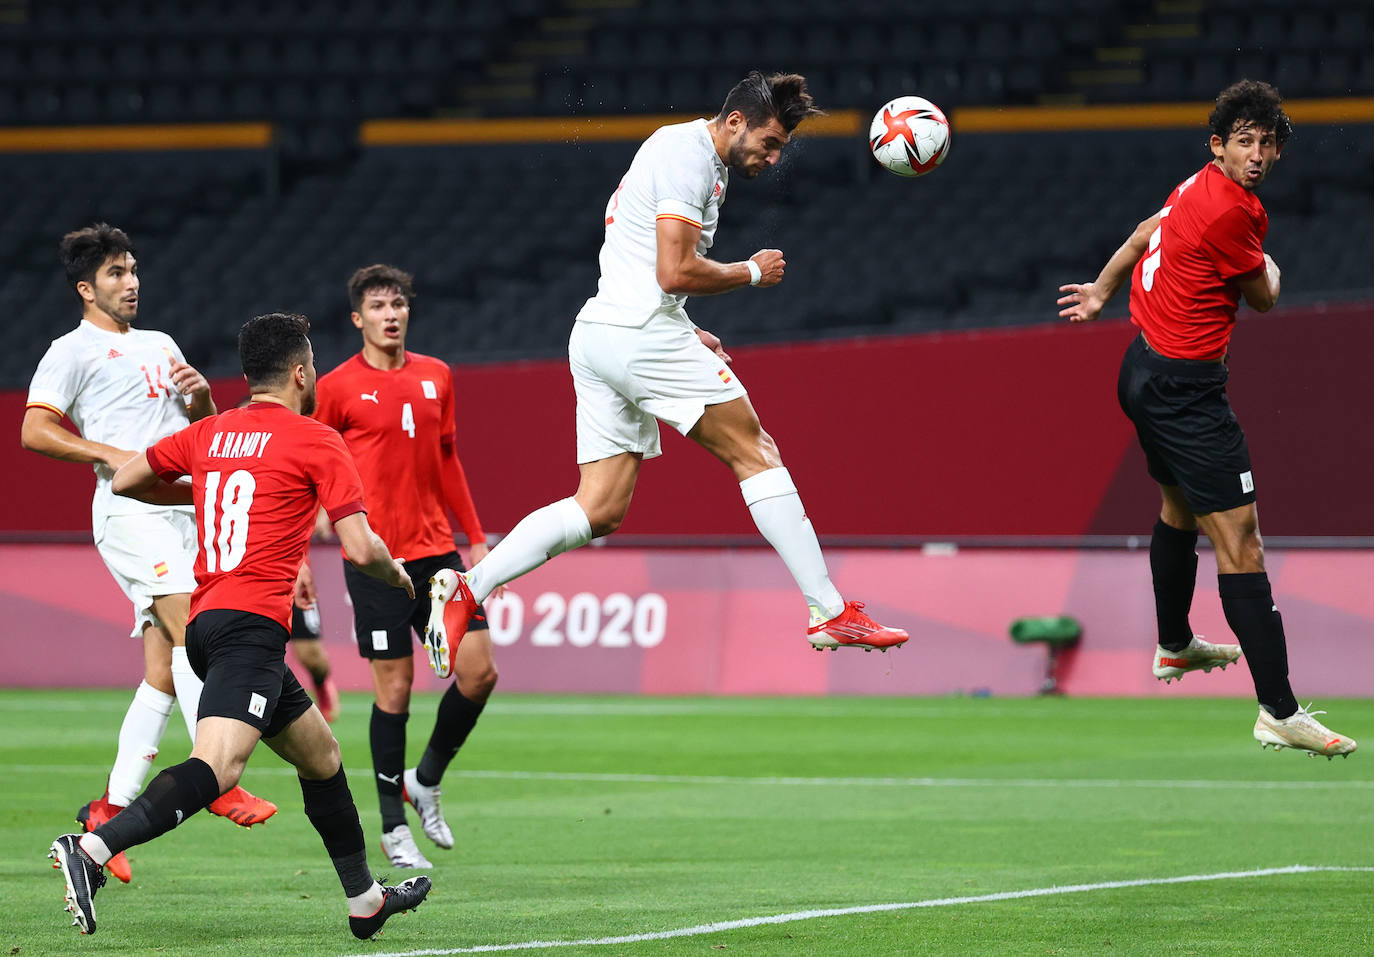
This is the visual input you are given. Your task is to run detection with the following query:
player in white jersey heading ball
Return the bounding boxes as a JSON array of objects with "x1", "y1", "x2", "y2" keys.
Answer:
[
  {"x1": 22, "y1": 224, "x2": 278, "y2": 884},
  {"x1": 423, "y1": 72, "x2": 908, "y2": 673}
]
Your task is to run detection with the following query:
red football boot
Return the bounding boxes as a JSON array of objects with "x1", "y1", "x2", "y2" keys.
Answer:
[
  {"x1": 422, "y1": 569, "x2": 481, "y2": 679},
  {"x1": 207, "y1": 785, "x2": 278, "y2": 827},
  {"x1": 314, "y1": 675, "x2": 340, "y2": 723},
  {"x1": 807, "y1": 601, "x2": 909, "y2": 652},
  {"x1": 75, "y1": 794, "x2": 132, "y2": 884}
]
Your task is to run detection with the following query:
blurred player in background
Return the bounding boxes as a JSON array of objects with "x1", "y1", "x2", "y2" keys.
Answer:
[
  {"x1": 313, "y1": 265, "x2": 499, "y2": 868},
  {"x1": 426, "y1": 71, "x2": 908, "y2": 662},
  {"x1": 21, "y1": 224, "x2": 276, "y2": 885},
  {"x1": 1058, "y1": 80, "x2": 1356, "y2": 758},
  {"x1": 49, "y1": 313, "x2": 429, "y2": 940},
  {"x1": 291, "y1": 562, "x2": 339, "y2": 722}
]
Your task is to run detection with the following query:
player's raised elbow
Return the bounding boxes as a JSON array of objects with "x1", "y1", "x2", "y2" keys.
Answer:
[
  {"x1": 19, "y1": 415, "x2": 50, "y2": 454},
  {"x1": 656, "y1": 263, "x2": 689, "y2": 296}
]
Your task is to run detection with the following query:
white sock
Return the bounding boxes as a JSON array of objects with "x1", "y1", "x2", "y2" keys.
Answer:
[
  {"x1": 740, "y1": 468, "x2": 844, "y2": 624},
  {"x1": 107, "y1": 681, "x2": 175, "y2": 806},
  {"x1": 466, "y1": 497, "x2": 592, "y2": 603},
  {"x1": 170, "y1": 645, "x2": 203, "y2": 743},
  {"x1": 79, "y1": 832, "x2": 113, "y2": 866},
  {"x1": 347, "y1": 881, "x2": 385, "y2": 917}
]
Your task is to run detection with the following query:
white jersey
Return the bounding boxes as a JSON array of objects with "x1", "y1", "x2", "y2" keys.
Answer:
[
  {"x1": 27, "y1": 320, "x2": 195, "y2": 527},
  {"x1": 576, "y1": 118, "x2": 728, "y2": 328}
]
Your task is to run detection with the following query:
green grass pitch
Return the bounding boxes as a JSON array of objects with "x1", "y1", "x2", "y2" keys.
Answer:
[{"x1": 3, "y1": 690, "x2": 1372, "y2": 955}]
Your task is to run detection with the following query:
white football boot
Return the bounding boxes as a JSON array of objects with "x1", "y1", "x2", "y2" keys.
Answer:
[
  {"x1": 1152, "y1": 635, "x2": 1241, "y2": 683},
  {"x1": 403, "y1": 768, "x2": 454, "y2": 850},
  {"x1": 1254, "y1": 704, "x2": 1357, "y2": 759},
  {"x1": 380, "y1": 825, "x2": 433, "y2": 868}
]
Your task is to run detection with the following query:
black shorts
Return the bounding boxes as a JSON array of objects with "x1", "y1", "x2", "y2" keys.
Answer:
[
  {"x1": 1117, "y1": 335, "x2": 1256, "y2": 515},
  {"x1": 342, "y1": 550, "x2": 488, "y2": 660},
  {"x1": 290, "y1": 604, "x2": 321, "y2": 641},
  {"x1": 186, "y1": 609, "x2": 314, "y2": 738}
]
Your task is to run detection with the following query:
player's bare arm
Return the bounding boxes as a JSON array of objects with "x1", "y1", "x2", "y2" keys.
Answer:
[
  {"x1": 333, "y1": 512, "x2": 415, "y2": 598},
  {"x1": 1236, "y1": 252, "x2": 1281, "y2": 313},
  {"x1": 1058, "y1": 212, "x2": 1162, "y2": 323},
  {"x1": 111, "y1": 451, "x2": 193, "y2": 505},
  {"x1": 655, "y1": 216, "x2": 784, "y2": 295},
  {"x1": 20, "y1": 406, "x2": 136, "y2": 470},
  {"x1": 694, "y1": 327, "x2": 733, "y2": 365},
  {"x1": 168, "y1": 357, "x2": 216, "y2": 421}
]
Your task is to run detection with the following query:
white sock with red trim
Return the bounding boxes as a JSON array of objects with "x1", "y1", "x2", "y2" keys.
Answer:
[
  {"x1": 740, "y1": 467, "x2": 844, "y2": 625},
  {"x1": 107, "y1": 681, "x2": 174, "y2": 806}
]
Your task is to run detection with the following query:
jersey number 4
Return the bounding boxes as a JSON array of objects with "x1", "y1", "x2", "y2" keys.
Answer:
[{"x1": 203, "y1": 469, "x2": 256, "y2": 572}]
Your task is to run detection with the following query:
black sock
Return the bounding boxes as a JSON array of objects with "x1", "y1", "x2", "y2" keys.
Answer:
[
  {"x1": 1151, "y1": 519, "x2": 1198, "y2": 652},
  {"x1": 370, "y1": 704, "x2": 408, "y2": 832},
  {"x1": 1218, "y1": 572, "x2": 1298, "y2": 719},
  {"x1": 94, "y1": 758, "x2": 220, "y2": 854},
  {"x1": 416, "y1": 685, "x2": 486, "y2": 788},
  {"x1": 300, "y1": 766, "x2": 374, "y2": 899}
]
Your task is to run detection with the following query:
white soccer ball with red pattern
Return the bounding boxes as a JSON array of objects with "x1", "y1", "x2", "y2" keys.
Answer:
[{"x1": 868, "y1": 95, "x2": 951, "y2": 177}]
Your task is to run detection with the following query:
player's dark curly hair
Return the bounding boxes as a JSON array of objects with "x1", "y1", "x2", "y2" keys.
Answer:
[
  {"x1": 717, "y1": 71, "x2": 825, "y2": 133},
  {"x1": 1209, "y1": 79, "x2": 1292, "y2": 146},
  {"x1": 240, "y1": 313, "x2": 312, "y2": 388},
  {"x1": 59, "y1": 223, "x2": 135, "y2": 294},
  {"x1": 347, "y1": 263, "x2": 416, "y2": 314}
]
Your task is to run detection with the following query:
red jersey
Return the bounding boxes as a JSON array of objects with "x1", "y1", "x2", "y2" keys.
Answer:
[
  {"x1": 146, "y1": 402, "x2": 366, "y2": 630},
  {"x1": 1128, "y1": 162, "x2": 1268, "y2": 359},
  {"x1": 314, "y1": 352, "x2": 485, "y2": 560}
]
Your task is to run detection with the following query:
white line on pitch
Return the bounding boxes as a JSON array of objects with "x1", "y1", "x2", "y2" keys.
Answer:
[
  {"x1": 9, "y1": 765, "x2": 1374, "y2": 791},
  {"x1": 338, "y1": 865, "x2": 1374, "y2": 957},
  {"x1": 446, "y1": 769, "x2": 1374, "y2": 791}
]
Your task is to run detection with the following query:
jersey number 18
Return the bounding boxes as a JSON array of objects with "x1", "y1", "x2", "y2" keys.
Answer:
[{"x1": 203, "y1": 469, "x2": 256, "y2": 572}]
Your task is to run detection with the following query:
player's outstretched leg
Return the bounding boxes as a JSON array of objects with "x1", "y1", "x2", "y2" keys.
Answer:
[
  {"x1": 738, "y1": 468, "x2": 908, "y2": 652},
  {"x1": 1152, "y1": 634, "x2": 1242, "y2": 683},
  {"x1": 49, "y1": 833, "x2": 106, "y2": 935},
  {"x1": 1254, "y1": 704, "x2": 1358, "y2": 759},
  {"x1": 296, "y1": 759, "x2": 433, "y2": 935},
  {"x1": 422, "y1": 569, "x2": 480, "y2": 680}
]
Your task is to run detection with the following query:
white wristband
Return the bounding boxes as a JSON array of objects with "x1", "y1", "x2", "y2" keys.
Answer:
[{"x1": 746, "y1": 260, "x2": 762, "y2": 285}]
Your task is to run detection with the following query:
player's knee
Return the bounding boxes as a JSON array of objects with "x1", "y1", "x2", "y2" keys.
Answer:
[
  {"x1": 463, "y1": 661, "x2": 498, "y2": 701},
  {"x1": 585, "y1": 505, "x2": 626, "y2": 537},
  {"x1": 315, "y1": 734, "x2": 342, "y2": 773}
]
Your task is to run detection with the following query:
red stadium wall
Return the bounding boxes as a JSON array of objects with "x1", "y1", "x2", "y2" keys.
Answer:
[
  {"x1": 5, "y1": 304, "x2": 1372, "y2": 539},
  {"x1": 2, "y1": 542, "x2": 1369, "y2": 696}
]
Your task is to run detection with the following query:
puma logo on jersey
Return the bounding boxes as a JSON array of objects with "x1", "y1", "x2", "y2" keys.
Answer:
[
  {"x1": 207, "y1": 431, "x2": 274, "y2": 459},
  {"x1": 361, "y1": 390, "x2": 379, "y2": 404}
]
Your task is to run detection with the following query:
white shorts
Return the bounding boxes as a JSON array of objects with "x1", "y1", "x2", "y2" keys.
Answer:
[
  {"x1": 570, "y1": 312, "x2": 748, "y2": 464},
  {"x1": 94, "y1": 510, "x2": 198, "y2": 638}
]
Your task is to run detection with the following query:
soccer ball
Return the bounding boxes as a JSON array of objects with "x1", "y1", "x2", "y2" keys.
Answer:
[{"x1": 868, "y1": 95, "x2": 951, "y2": 177}]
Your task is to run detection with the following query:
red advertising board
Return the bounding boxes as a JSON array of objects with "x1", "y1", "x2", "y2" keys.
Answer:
[{"x1": 3, "y1": 543, "x2": 1368, "y2": 698}]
